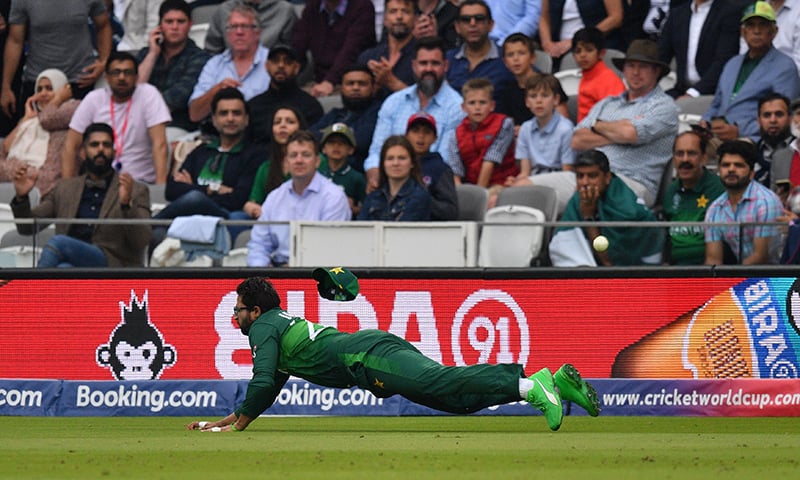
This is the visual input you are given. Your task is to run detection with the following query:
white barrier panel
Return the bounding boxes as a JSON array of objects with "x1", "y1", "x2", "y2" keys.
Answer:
[{"x1": 290, "y1": 221, "x2": 478, "y2": 267}]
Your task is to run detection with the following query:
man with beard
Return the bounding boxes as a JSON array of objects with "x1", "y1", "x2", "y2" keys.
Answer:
[
  {"x1": 705, "y1": 139, "x2": 783, "y2": 265},
  {"x1": 9, "y1": 122, "x2": 152, "y2": 267},
  {"x1": 152, "y1": 88, "x2": 262, "y2": 248},
  {"x1": 662, "y1": 131, "x2": 725, "y2": 265},
  {"x1": 63, "y1": 51, "x2": 172, "y2": 184},
  {"x1": 363, "y1": 36, "x2": 464, "y2": 191},
  {"x1": 247, "y1": 45, "x2": 324, "y2": 146},
  {"x1": 445, "y1": 0, "x2": 514, "y2": 103},
  {"x1": 186, "y1": 275, "x2": 599, "y2": 433},
  {"x1": 771, "y1": 97, "x2": 800, "y2": 203},
  {"x1": 309, "y1": 65, "x2": 382, "y2": 171},
  {"x1": 358, "y1": 0, "x2": 418, "y2": 98},
  {"x1": 755, "y1": 92, "x2": 794, "y2": 187}
]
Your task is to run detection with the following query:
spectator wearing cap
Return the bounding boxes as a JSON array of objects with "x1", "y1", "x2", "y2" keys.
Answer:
[
  {"x1": 310, "y1": 64, "x2": 382, "y2": 172},
  {"x1": 247, "y1": 44, "x2": 324, "y2": 146},
  {"x1": 357, "y1": 0, "x2": 418, "y2": 99},
  {"x1": 701, "y1": 1, "x2": 800, "y2": 142},
  {"x1": 291, "y1": 0, "x2": 377, "y2": 98},
  {"x1": 529, "y1": 39, "x2": 678, "y2": 214},
  {"x1": 318, "y1": 122, "x2": 367, "y2": 217},
  {"x1": 405, "y1": 111, "x2": 458, "y2": 220},
  {"x1": 188, "y1": 4, "x2": 271, "y2": 123},
  {"x1": 137, "y1": 0, "x2": 211, "y2": 137},
  {"x1": 657, "y1": 0, "x2": 747, "y2": 99},
  {"x1": 705, "y1": 138, "x2": 783, "y2": 265}
]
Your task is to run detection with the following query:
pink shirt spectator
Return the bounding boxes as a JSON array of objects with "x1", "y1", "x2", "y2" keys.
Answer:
[{"x1": 69, "y1": 83, "x2": 171, "y2": 183}]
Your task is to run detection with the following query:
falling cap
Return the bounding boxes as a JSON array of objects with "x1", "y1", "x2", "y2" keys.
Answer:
[{"x1": 312, "y1": 267, "x2": 360, "y2": 301}]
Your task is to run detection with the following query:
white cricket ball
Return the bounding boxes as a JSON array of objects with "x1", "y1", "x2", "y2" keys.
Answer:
[
  {"x1": 593, "y1": 235, "x2": 609, "y2": 252},
  {"x1": 198, "y1": 421, "x2": 209, "y2": 428}
]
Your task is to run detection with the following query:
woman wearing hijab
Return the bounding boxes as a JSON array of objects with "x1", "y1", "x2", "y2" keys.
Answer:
[{"x1": 0, "y1": 68, "x2": 80, "y2": 195}]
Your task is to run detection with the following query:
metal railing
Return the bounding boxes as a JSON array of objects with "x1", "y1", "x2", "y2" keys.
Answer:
[{"x1": 0, "y1": 217, "x2": 792, "y2": 268}]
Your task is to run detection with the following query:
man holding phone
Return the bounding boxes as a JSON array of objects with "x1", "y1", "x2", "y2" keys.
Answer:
[
  {"x1": 137, "y1": 0, "x2": 211, "y2": 137},
  {"x1": 701, "y1": 1, "x2": 800, "y2": 141}
]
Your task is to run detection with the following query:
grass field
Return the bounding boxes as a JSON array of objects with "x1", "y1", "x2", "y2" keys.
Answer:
[{"x1": 1, "y1": 416, "x2": 798, "y2": 479}]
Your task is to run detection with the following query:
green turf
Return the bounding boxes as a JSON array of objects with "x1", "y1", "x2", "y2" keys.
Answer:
[{"x1": 1, "y1": 416, "x2": 798, "y2": 479}]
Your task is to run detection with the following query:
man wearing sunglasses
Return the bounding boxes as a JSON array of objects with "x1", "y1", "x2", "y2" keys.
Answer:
[{"x1": 445, "y1": 0, "x2": 514, "y2": 102}]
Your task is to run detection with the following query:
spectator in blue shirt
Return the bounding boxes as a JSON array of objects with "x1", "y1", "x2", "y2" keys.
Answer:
[{"x1": 445, "y1": 0, "x2": 514, "y2": 102}]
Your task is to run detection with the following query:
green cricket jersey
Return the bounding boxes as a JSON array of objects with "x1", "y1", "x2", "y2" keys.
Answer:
[
  {"x1": 236, "y1": 308, "x2": 350, "y2": 418},
  {"x1": 662, "y1": 169, "x2": 725, "y2": 265}
]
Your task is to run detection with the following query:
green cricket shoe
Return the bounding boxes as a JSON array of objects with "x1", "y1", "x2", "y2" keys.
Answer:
[
  {"x1": 526, "y1": 368, "x2": 563, "y2": 431},
  {"x1": 554, "y1": 363, "x2": 600, "y2": 417}
]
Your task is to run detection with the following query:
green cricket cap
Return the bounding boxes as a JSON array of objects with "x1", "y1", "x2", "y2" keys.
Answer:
[
  {"x1": 312, "y1": 267, "x2": 359, "y2": 301},
  {"x1": 741, "y1": 2, "x2": 776, "y2": 23}
]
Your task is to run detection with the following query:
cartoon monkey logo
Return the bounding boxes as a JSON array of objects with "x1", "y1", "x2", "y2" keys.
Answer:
[{"x1": 97, "y1": 290, "x2": 176, "y2": 380}]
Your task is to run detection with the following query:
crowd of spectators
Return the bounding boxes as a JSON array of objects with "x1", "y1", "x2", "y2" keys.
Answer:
[{"x1": 3, "y1": 0, "x2": 800, "y2": 268}]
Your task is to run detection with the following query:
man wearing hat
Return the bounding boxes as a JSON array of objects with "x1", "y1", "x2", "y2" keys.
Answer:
[
  {"x1": 247, "y1": 44, "x2": 324, "y2": 146},
  {"x1": 657, "y1": 0, "x2": 748, "y2": 98},
  {"x1": 187, "y1": 275, "x2": 601, "y2": 433},
  {"x1": 318, "y1": 122, "x2": 366, "y2": 217},
  {"x1": 705, "y1": 138, "x2": 783, "y2": 265},
  {"x1": 701, "y1": 1, "x2": 800, "y2": 141},
  {"x1": 542, "y1": 38, "x2": 678, "y2": 212},
  {"x1": 406, "y1": 111, "x2": 458, "y2": 220}
]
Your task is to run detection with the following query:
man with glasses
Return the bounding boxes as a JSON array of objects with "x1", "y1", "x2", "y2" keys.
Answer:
[
  {"x1": 662, "y1": 131, "x2": 724, "y2": 265},
  {"x1": 189, "y1": 4, "x2": 271, "y2": 123},
  {"x1": 63, "y1": 51, "x2": 172, "y2": 184},
  {"x1": 203, "y1": 0, "x2": 297, "y2": 55},
  {"x1": 9, "y1": 122, "x2": 152, "y2": 267},
  {"x1": 445, "y1": 0, "x2": 514, "y2": 102},
  {"x1": 701, "y1": 1, "x2": 800, "y2": 141},
  {"x1": 151, "y1": 87, "x2": 262, "y2": 249},
  {"x1": 187, "y1": 275, "x2": 600, "y2": 433}
]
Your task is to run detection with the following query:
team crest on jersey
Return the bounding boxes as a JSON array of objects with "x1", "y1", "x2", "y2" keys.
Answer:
[{"x1": 96, "y1": 290, "x2": 176, "y2": 380}]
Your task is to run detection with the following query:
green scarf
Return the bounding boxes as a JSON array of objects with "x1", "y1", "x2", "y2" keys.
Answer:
[{"x1": 559, "y1": 175, "x2": 664, "y2": 265}]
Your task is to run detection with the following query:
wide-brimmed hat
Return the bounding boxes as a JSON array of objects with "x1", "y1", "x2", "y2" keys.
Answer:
[{"x1": 611, "y1": 39, "x2": 670, "y2": 77}]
